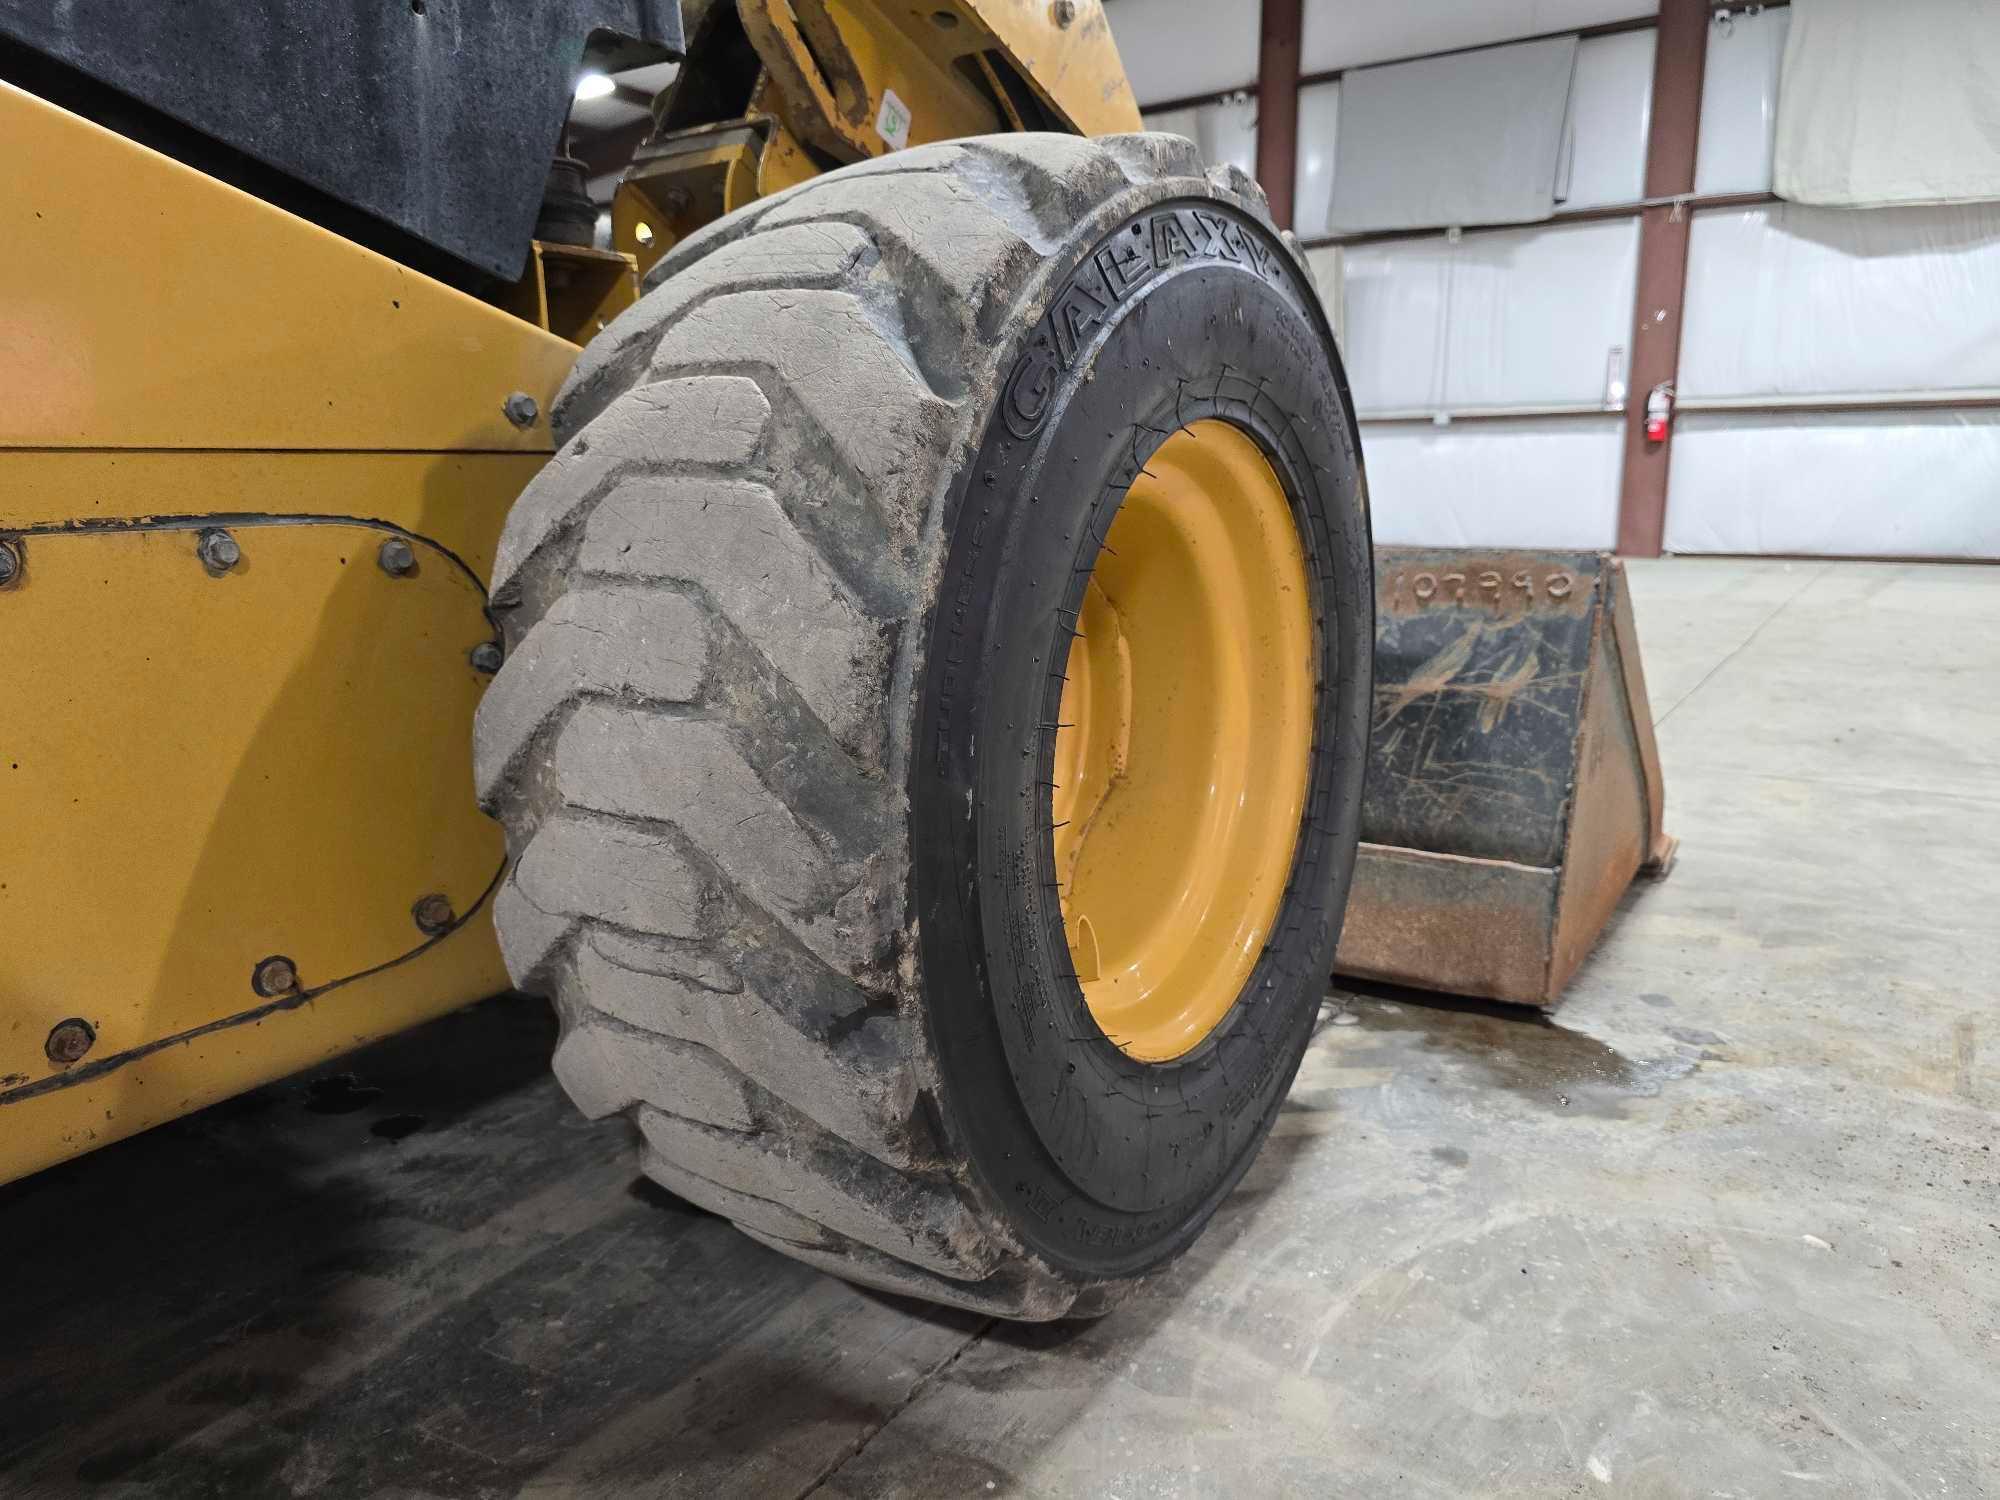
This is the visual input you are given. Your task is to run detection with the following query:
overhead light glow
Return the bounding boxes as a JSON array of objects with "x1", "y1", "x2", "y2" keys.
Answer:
[{"x1": 574, "y1": 72, "x2": 615, "y2": 102}]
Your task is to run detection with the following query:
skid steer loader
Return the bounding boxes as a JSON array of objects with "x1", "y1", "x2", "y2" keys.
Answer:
[{"x1": 0, "y1": 0, "x2": 1666, "y2": 1318}]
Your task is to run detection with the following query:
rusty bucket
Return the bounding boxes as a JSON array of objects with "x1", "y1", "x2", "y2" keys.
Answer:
[{"x1": 1334, "y1": 549, "x2": 1676, "y2": 1008}]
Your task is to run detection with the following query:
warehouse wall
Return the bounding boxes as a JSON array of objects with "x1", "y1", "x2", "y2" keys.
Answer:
[
  {"x1": 1113, "y1": 0, "x2": 2000, "y2": 559},
  {"x1": 1669, "y1": 8, "x2": 2000, "y2": 557}
]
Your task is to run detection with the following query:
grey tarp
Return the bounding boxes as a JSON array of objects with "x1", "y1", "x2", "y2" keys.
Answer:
[{"x1": 1330, "y1": 34, "x2": 1580, "y2": 233}]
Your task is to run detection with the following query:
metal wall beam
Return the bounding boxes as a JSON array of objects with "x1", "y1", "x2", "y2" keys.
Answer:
[
  {"x1": 1615, "y1": 0, "x2": 1709, "y2": 557},
  {"x1": 1256, "y1": 0, "x2": 1304, "y2": 230}
]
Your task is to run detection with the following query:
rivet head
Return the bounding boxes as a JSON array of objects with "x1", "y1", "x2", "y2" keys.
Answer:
[
  {"x1": 45, "y1": 1018, "x2": 96, "y2": 1067},
  {"x1": 469, "y1": 641, "x2": 504, "y2": 674},
  {"x1": 0, "y1": 540, "x2": 19, "y2": 587},
  {"x1": 1050, "y1": 0, "x2": 1077, "y2": 27},
  {"x1": 412, "y1": 893, "x2": 455, "y2": 935},
  {"x1": 503, "y1": 392, "x2": 540, "y2": 428},
  {"x1": 252, "y1": 954, "x2": 299, "y2": 996},
  {"x1": 378, "y1": 537, "x2": 417, "y2": 576},
  {"x1": 198, "y1": 528, "x2": 242, "y2": 573}
]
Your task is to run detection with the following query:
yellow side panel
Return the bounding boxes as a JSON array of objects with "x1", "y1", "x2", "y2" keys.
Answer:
[
  {"x1": 0, "y1": 514, "x2": 512, "y2": 1181},
  {"x1": 0, "y1": 80, "x2": 575, "y2": 453},
  {"x1": 0, "y1": 86, "x2": 575, "y2": 1180},
  {"x1": 958, "y1": 0, "x2": 1144, "y2": 136}
]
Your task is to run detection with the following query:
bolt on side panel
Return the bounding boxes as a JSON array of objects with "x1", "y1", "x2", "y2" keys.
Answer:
[
  {"x1": 0, "y1": 519, "x2": 509, "y2": 1180},
  {"x1": 0, "y1": 86, "x2": 572, "y2": 1179}
]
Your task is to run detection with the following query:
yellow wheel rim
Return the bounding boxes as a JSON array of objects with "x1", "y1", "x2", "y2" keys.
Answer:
[{"x1": 1052, "y1": 419, "x2": 1315, "y2": 1063}]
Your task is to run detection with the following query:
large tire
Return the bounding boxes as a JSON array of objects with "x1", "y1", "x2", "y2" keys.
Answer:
[{"x1": 476, "y1": 133, "x2": 1372, "y2": 1319}]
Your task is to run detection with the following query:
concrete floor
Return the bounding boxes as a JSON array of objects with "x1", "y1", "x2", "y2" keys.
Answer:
[{"x1": 3, "y1": 558, "x2": 1996, "y2": 1498}]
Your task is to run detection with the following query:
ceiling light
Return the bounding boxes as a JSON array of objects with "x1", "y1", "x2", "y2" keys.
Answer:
[{"x1": 574, "y1": 73, "x2": 615, "y2": 102}]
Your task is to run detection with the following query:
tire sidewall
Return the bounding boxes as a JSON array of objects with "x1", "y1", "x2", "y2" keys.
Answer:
[{"x1": 911, "y1": 190, "x2": 1373, "y2": 1279}]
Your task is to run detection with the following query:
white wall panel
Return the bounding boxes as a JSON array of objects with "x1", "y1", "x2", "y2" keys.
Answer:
[
  {"x1": 1108, "y1": 0, "x2": 1259, "y2": 105},
  {"x1": 1302, "y1": 0, "x2": 1655, "y2": 76},
  {"x1": 1293, "y1": 79, "x2": 1340, "y2": 239},
  {"x1": 1561, "y1": 29, "x2": 1653, "y2": 209},
  {"x1": 1774, "y1": 0, "x2": 2000, "y2": 209},
  {"x1": 1693, "y1": 5, "x2": 1789, "y2": 196},
  {"x1": 1680, "y1": 203, "x2": 2000, "y2": 400},
  {"x1": 1360, "y1": 418, "x2": 1625, "y2": 548},
  {"x1": 1665, "y1": 411, "x2": 2000, "y2": 558},
  {"x1": 1343, "y1": 220, "x2": 1637, "y2": 414},
  {"x1": 1341, "y1": 240, "x2": 1451, "y2": 412},
  {"x1": 1140, "y1": 96, "x2": 1257, "y2": 180},
  {"x1": 1443, "y1": 218, "x2": 1638, "y2": 407}
]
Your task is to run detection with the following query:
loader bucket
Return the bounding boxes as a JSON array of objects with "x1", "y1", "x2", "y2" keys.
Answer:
[{"x1": 1335, "y1": 550, "x2": 1676, "y2": 1007}]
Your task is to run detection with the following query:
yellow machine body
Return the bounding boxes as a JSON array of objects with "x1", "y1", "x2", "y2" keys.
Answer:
[
  {"x1": 0, "y1": 81, "x2": 572, "y2": 1180},
  {"x1": 0, "y1": 0, "x2": 1663, "y2": 1185},
  {"x1": 0, "y1": 2, "x2": 1140, "y2": 1180},
  {"x1": 615, "y1": 0, "x2": 1141, "y2": 276}
]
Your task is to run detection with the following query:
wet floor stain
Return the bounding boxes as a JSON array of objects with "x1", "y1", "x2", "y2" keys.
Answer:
[
  {"x1": 370, "y1": 1112, "x2": 426, "y2": 1141},
  {"x1": 302, "y1": 1072, "x2": 383, "y2": 1115},
  {"x1": 1312, "y1": 983, "x2": 1699, "y2": 1118}
]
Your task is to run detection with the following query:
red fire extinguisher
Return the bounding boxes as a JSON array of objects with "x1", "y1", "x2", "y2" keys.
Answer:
[{"x1": 1645, "y1": 382, "x2": 1675, "y2": 443}]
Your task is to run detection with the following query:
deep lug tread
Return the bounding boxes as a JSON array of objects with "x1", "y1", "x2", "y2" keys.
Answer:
[
  {"x1": 554, "y1": 1016, "x2": 757, "y2": 1131},
  {"x1": 634, "y1": 1106, "x2": 994, "y2": 1280},
  {"x1": 576, "y1": 473, "x2": 883, "y2": 749},
  {"x1": 472, "y1": 585, "x2": 706, "y2": 807},
  {"x1": 579, "y1": 924, "x2": 919, "y2": 1169},
  {"x1": 556, "y1": 221, "x2": 874, "y2": 443},
  {"x1": 493, "y1": 376, "x2": 772, "y2": 610}
]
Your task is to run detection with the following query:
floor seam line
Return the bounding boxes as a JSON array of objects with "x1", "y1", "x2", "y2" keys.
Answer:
[
  {"x1": 792, "y1": 1314, "x2": 997, "y2": 1499},
  {"x1": 1655, "y1": 562, "x2": 1830, "y2": 726}
]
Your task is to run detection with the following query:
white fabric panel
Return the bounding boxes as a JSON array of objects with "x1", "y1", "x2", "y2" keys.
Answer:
[
  {"x1": 1330, "y1": 36, "x2": 1580, "y2": 232},
  {"x1": 1560, "y1": 29, "x2": 1653, "y2": 209},
  {"x1": 1443, "y1": 219, "x2": 1639, "y2": 408},
  {"x1": 1342, "y1": 220, "x2": 1637, "y2": 414},
  {"x1": 1341, "y1": 240, "x2": 1452, "y2": 413},
  {"x1": 1293, "y1": 80, "x2": 1340, "y2": 239},
  {"x1": 1679, "y1": 203, "x2": 2000, "y2": 400},
  {"x1": 1693, "y1": 5, "x2": 1789, "y2": 196},
  {"x1": 1360, "y1": 418, "x2": 1624, "y2": 548},
  {"x1": 1775, "y1": 0, "x2": 2000, "y2": 208},
  {"x1": 1665, "y1": 411, "x2": 2000, "y2": 558},
  {"x1": 1303, "y1": 244, "x2": 1345, "y2": 344},
  {"x1": 1301, "y1": 0, "x2": 1654, "y2": 76},
  {"x1": 1107, "y1": 0, "x2": 1258, "y2": 107},
  {"x1": 1139, "y1": 97, "x2": 1256, "y2": 181}
]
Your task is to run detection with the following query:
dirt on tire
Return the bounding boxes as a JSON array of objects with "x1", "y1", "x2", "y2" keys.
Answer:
[{"x1": 475, "y1": 132, "x2": 1371, "y2": 1319}]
